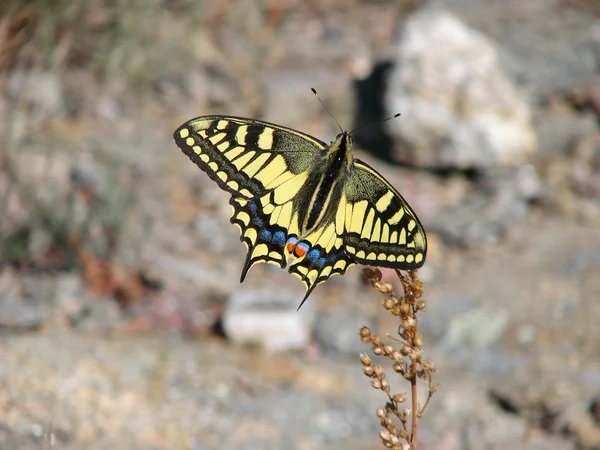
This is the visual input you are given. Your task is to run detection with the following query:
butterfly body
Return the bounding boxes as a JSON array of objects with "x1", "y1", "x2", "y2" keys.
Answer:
[{"x1": 174, "y1": 115, "x2": 426, "y2": 306}]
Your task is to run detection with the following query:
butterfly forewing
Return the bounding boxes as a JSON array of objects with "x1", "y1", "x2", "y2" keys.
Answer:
[{"x1": 173, "y1": 115, "x2": 326, "y2": 199}]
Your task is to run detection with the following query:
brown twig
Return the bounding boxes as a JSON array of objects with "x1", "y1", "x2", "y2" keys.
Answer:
[{"x1": 410, "y1": 359, "x2": 418, "y2": 448}]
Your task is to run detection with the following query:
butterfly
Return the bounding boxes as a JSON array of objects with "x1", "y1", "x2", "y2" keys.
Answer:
[{"x1": 173, "y1": 114, "x2": 427, "y2": 308}]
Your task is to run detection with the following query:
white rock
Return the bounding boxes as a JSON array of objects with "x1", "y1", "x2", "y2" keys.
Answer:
[
  {"x1": 223, "y1": 289, "x2": 315, "y2": 352},
  {"x1": 385, "y1": 8, "x2": 536, "y2": 169}
]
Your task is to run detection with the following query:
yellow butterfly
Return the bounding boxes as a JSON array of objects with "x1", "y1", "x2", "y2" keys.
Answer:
[{"x1": 174, "y1": 114, "x2": 426, "y2": 307}]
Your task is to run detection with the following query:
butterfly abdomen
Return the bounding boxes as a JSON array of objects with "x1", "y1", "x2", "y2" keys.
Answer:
[{"x1": 301, "y1": 132, "x2": 352, "y2": 232}]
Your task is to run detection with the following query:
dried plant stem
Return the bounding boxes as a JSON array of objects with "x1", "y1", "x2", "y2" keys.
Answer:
[
  {"x1": 410, "y1": 360, "x2": 418, "y2": 448},
  {"x1": 360, "y1": 268, "x2": 438, "y2": 450}
]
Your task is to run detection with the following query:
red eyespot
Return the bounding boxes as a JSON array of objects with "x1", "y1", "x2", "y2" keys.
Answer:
[
  {"x1": 294, "y1": 242, "x2": 309, "y2": 257},
  {"x1": 294, "y1": 246, "x2": 306, "y2": 257}
]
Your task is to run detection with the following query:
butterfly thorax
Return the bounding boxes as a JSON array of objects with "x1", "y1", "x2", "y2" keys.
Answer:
[{"x1": 298, "y1": 132, "x2": 353, "y2": 233}]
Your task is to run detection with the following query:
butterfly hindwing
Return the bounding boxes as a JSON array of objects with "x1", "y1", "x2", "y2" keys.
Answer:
[
  {"x1": 343, "y1": 160, "x2": 427, "y2": 268},
  {"x1": 287, "y1": 215, "x2": 355, "y2": 307},
  {"x1": 230, "y1": 197, "x2": 286, "y2": 276}
]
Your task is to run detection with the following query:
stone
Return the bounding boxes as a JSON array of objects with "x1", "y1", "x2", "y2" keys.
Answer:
[
  {"x1": 222, "y1": 289, "x2": 315, "y2": 352},
  {"x1": 385, "y1": 8, "x2": 536, "y2": 170}
]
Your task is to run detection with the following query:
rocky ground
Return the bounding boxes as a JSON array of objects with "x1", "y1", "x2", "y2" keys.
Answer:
[{"x1": 1, "y1": 1, "x2": 600, "y2": 449}]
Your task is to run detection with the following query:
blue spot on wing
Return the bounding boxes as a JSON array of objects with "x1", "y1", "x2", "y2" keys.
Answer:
[
  {"x1": 273, "y1": 231, "x2": 286, "y2": 246},
  {"x1": 317, "y1": 257, "x2": 327, "y2": 268},
  {"x1": 306, "y1": 249, "x2": 320, "y2": 262},
  {"x1": 261, "y1": 229, "x2": 272, "y2": 241}
]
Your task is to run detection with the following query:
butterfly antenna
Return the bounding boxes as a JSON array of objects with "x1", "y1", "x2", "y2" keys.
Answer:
[
  {"x1": 311, "y1": 88, "x2": 344, "y2": 134},
  {"x1": 349, "y1": 113, "x2": 401, "y2": 136}
]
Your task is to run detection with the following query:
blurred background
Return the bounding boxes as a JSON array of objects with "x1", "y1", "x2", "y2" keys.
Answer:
[{"x1": 1, "y1": 0, "x2": 600, "y2": 449}]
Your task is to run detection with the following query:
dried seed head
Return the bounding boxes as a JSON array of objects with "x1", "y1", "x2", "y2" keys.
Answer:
[
  {"x1": 372, "y1": 336, "x2": 382, "y2": 347},
  {"x1": 381, "y1": 379, "x2": 390, "y2": 392},
  {"x1": 373, "y1": 345, "x2": 383, "y2": 355},
  {"x1": 408, "y1": 350, "x2": 420, "y2": 362},
  {"x1": 360, "y1": 353, "x2": 372, "y2": 366},
  {"x1": 359, "y1": 326, "x2": 372, "y2": 342},
  {"x1": 413, "y1": 280, "x2": 423, "y2": 297},
  {"x1": 371, "y1": 379, "x2": 382, "y2": 389},
  {"x1": 399, "y1": 303, "x2": 410, "y2": 316},
  {"x1": 382, "y1": 416, "x2": 394, "y2": 428},
  {"x1": 374, "y1": 365, "x2": 385, "y2": 378},
  {"x1": 399, "y1": 429, "x2": 409, "y2": 439},
  {"x1": 391, "y1": 351, "x2": 402, "y2": 362},
  {"x1": 379, "y1": 429, "x2": 392, "y2": 444},
  {"x1": 414, "y1": 333, "x2": 423, "y2": 348},
  {"x1": 363, "y1": 267, "x2": 382, "y2": 282},
  {"x1": 379, "y1": 430, "x2": 392, "y2": 444},
  {"x1": 383, "y1": 345, "x2": 394, "y2": 356},
  {"x1": 401, "y1": 345, "x2": 411, "y2": 356},
  {"x1": 393, "y1": 393, "x2": 406, "y2": 403},
  {"x1": 393, "y1": 362, "x2": 405, "y2": 374},
  {"x1": 403, "y1": 317, "x2": 416, "y2": 330},
  {"x1": 416, "y1": 300, "x2": 426, "y2": 311},
  {"x1": 363, "y1": 365, "x2": 375, "y2": 376},
  {"x1": 382, "y1": 298, "x2": 395, "y2": 310},
  {"x1": 381, "y1": 283, "x2": 394, "y2": 294},
  {"x1": 376, "y1": 408, "x2": 386, "y2": 418},
  {"x1": 422, "y1": 361, "x2": 435, "y2": 373}
]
